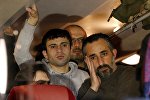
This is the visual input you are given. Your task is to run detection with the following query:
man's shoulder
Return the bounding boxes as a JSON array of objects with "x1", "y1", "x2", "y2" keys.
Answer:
[
  {"x1": 117, "y1": 64, "x2": 137, "y2": 78},
  {"x1": 69, "y1": 61, "x2": 89, "y2": 73},
  {"x1": 117, "y1": 64, "x2": 136, "y2": 72},
  {"x1": 69, "y1": 63, "x2": 89, "y2": 79},
  {"x1": 75, "y1": 69, "x2": 88, "y2": 77},
  {"x1": 76, "y1": 68, "x2": 89, "y2": 78}
]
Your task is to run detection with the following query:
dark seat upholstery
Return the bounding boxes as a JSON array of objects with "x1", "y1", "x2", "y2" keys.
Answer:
[{"x1": 7, "y1": 85, "x2": 75, "y2": 100}]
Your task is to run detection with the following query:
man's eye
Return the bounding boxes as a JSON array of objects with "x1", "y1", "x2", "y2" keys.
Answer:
[
  {"x1": 72, "y1": 38, "x2": 84, "y2": 43},
  {"x1": 62, "y1": 44, "x2": 67, "y2": 47},
  {"x1": 61, "y1": 43, "x2": 69, "y2": 47},
  {"x1": 101, "y1": 52, "x2": 108, "y2": 57},
  {"x1": 50, "y1": 45, "x2": 56, "y2": 48},
  {"x1": 90, "y1": 56, "x2": 96, "y2": 60},
  {"x1": 80, "y1": 38, "x2": 84, "y2": 42}
]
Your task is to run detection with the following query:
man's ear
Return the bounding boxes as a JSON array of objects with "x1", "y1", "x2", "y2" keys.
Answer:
[
  {"x1": 112, "y1": 49, "x2": 117, "y2": 58},
  {"x1": 42, "y1": 50, "x2": 48, "y2": 59}
]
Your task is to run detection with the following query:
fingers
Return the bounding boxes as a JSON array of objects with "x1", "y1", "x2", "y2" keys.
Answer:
[
  {"x1": 31, "y1": 4, "x2": 37, "y2": 11},
  {"x1": 26, "y1": 3, "x2": 37, "y2": 12},
  {"x1": 85, "y1": 56, "x2": 101, "y2": 92},
  {"x1": 26, "y1": 7, "x2": 32, "y2": 12},
  {"x1": 3, "y1": 26, "x2": 13, "y2": 33},
  {"x1": 85, "y1": 56, "x2": 92, "y2": 73},
  {"x1": 85, "y1": 56, "x2": 96, "y2": 76},
  {"x1": 26, "y1": 4, "x2": 37, "y2": 13},
  {"x1": 26, "y1": 4, "x2": 38, "y2": 18},
  {"x1": 3, "y1": 26, "x2": 14, "y2": 36},
  {"x1": 26, "y1": 3, "x2": 39, "y2": 26}
]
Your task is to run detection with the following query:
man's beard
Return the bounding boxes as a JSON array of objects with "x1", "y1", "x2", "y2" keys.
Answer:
[
  {"x1": 71, "y1": 55, "x2": 84, "y2": 62},
  {"x1": 71, "y1": 48, "x2": 84, "y2": 62},
  {"x1": 96, "y1": 64, "x2": 113, "y2": 79}
]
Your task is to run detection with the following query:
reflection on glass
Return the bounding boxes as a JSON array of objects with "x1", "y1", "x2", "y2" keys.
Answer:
[{"x1": 0, "y1": 39, "x2": 7, "y2": 94}]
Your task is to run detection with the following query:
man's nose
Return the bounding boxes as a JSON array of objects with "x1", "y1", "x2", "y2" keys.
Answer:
[
  {"x1": 56, "y1": 45, "x2": 62, "y2": 52},
  {"x1": 97, "y1": 56, "x2": 104, "y2": 66},
  {"x1": 73, "y1": 40, "x2": 80, "y2": 47}
]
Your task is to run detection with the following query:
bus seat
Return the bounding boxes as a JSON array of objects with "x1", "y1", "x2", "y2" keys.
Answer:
[{"x1": 7, "y1": 85, "x2": 75, "y2": 100}]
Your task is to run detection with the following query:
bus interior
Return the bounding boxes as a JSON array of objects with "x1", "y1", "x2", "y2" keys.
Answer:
[{"x1": 0, "y1": 0, "x2": 150, "y2": 99}]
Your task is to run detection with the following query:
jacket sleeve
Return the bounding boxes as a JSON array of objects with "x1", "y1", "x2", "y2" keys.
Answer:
[
  {"x1": 14, "y1": 20, "x2": 36, "y2": 67},
  {"x1": 77, "y1": 79, "x2": 101, "y2": 100}
]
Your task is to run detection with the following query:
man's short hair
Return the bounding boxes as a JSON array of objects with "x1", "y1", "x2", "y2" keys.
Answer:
[
  {"x1": 82, "y1": 33, "x2": 114, "y2": 55},
  {"x1": 64, "y1": 24, "x2": 87, "y2": 37},
  {"x1": 42, "y1": 28, "x2": 72, "y2": 50}
]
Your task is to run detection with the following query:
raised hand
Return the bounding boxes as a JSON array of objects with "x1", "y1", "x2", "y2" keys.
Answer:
[
  {"x1": 3, "y1": 26, "x2": 14, "y2": 36},
  {"x1": 85, "y1": 56, "x2": 101, "y2": 92},
  {"x1": 26, "y1": 4, "x2": 39, "y2": 26}
]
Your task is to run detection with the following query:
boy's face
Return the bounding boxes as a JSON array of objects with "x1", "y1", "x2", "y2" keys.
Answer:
[
  {"x1": 42, "y1": 37, "x2": 71, "y2": 67},
  {"x1": 33, "y1": 70, "x2": 49, "y2": 82}
]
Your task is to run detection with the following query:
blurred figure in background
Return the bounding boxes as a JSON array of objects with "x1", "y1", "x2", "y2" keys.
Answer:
[
  {"x1": 137, "y1": 33, "x2": 150, "y2": 98},
  {"x1": 3, "y1": 26, "x2": 19, "y2": 95},
  {"x1": 65, "y1": 25, "x2": 88, "y2": 71},
  {"x1": 15, "y1": 62, "x2": 50, "y2": 86}
]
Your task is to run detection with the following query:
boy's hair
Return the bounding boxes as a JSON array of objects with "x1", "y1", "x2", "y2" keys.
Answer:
[
  {"x1": 42, "y1": 28, "x2": 72, "y2": 50},
  {"x1": 82, "y1": 33, "x2": 114, "y2": 55},
  {"x1": 32, "y1": 63, "x2": 50, "y2": 79},
  {"x1": 15, "y1": 62, "x2": 50, "y2": 86}
]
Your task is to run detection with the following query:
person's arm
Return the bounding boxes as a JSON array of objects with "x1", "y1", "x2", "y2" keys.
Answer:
[
  {"x1": 3, "y1": 27, "x2": 16, "y2": 54},
  {"x1": 14, "y1": 4, "x2": 38, "y2": 66},
  {"x1": 14, "y1": 22, "x2": 36, "y2": 65},
  {"x1": 77, "y1": 79, "x2": 101, "y2": 100}
]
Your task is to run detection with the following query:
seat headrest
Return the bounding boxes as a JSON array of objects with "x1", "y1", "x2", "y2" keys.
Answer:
[{"x1": 7, "y1": 85, "x2": 75, "y2": 100}]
